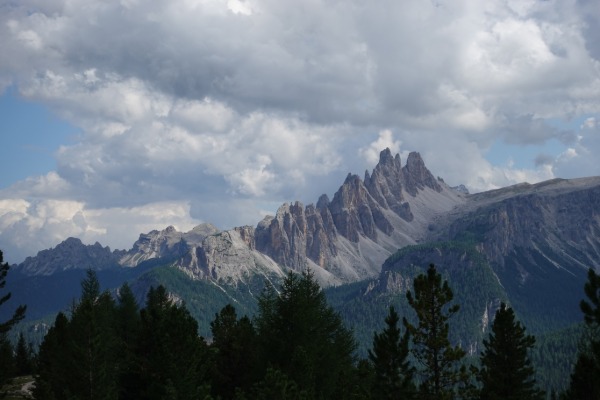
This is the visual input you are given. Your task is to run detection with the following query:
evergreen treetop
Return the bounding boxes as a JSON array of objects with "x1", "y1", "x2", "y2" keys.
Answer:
[{"x1": 478, "y1": 302, "x2": 544, "y2": 400}]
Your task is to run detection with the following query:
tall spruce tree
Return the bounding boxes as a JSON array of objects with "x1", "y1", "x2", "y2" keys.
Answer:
[
  {"x1": 33, "y1": 312, "x2": 72, "y2": 399},
  {"x1": 14, "y1": 332, "x2": 33, "y2": 376},
  {"x1": 255, "y1": 269, "x2": 356, "y2": 399},
  {"x1": 405, "y1": 264, "x2": 466, "y2": 400},
  {"x1": 137, "y1": 285, "x2": 211, "y2": 400},
  {"x1": 368, "y1": 306, "x2": 415, "y2": 400},
  {"x1": 66, "y1": 270, "x2": 120, "y2": 400},
  {"x1": 115, "y1": 283, "x2": 141, "y2": 400},
  {"x1": 210, "y1": 304, "x2": 259, "y2": 399},
  {"x1": 564, "y1": 268, "x2": 600, "y2": 400},
  {"x1": 478, "y1": 303, "x2": 544, "y2": 400}
]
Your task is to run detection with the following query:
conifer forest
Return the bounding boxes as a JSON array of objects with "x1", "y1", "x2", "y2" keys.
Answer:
[{"x1": 2, "y1": 247, "x2": 599, "y2": 400}]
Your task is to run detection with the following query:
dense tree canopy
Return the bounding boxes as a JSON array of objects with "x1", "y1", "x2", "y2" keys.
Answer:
[
  {"x1": 255, "y1": 269, "x2": 357, "y2": 399},
  {"x1": 34, "y1": 271, "x2": 211, "y2": 400},
  {"x1": 28, "y1": 262, "x2": 585, "y2": 399}
]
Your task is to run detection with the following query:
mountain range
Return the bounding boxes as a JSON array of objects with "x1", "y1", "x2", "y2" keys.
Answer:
[
  {"x1": 11, "y1": 149, "x2": 464, "y2": 284},
  {"x1": 4, "y1": 148, "x2": 600, "y2": 390}
]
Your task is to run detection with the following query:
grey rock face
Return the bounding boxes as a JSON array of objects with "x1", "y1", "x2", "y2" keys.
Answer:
[
  {"x1": 329, "y1": 174, "x2": 378, "y2": 242},
  {"x1": 119, "y1": 226, "x2": 187, "y2": 267},
  {"x1": 177, "y1": 228, "x2": 285, "y2": 284},
  {"x1": 255, "y1": 202, "x2": 308, "y2": 270}
]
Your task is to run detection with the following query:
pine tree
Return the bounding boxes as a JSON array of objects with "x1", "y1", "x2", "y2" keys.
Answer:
[
  {"x1": 478, "y1": 303, "x2": 544, "y2": 400},
  {"x1": 210, "y1": 304, "x2": 259, "y2": 399},
  {"x1": 137, "y1": 285, "x2": 211, "y2": 400},
  {"x1": 115, "y1": 283, "x2": 141, "y2": 400},
  {"x1": 68, "y1": 270, "x2": 120, "y2": 400},
  {"x1": 255, "y1": 269, "x2": 356, "y2": 399},
  {"x1": 368, "y1": 306, "x2": 415, "y2": 400},
  {"x1": 33, "y1": 312, "x2": 73, "y2": 399},
  {"x1": 14, "y1": 332, "x2": 33, "y2": 376},
  {"x1": 404, "y1": 264, "x2": 466, "y2": 400},
  {"x1": 564, "y1": 268, "x2": 600, "y2": 400}
]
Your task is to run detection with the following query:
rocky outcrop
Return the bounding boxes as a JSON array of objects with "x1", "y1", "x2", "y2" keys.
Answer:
[
  {"x1": 305, "y1": 203, "x2": 338, "y2": 268},
  {"x1": 119, "y1": 226, "x2": 187, "y2": 267},
  {"x1": 177, "y1": 229, "x2": 285, "y2": 284},
  {"x1": 255, "y1": 203, "x2": 304, "y2": 269},
  {"x1": 118, "y1": 224, "x2": 219, "y2": 267}
]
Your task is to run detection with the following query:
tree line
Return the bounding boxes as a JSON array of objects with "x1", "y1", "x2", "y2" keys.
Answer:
[{"x1": 1, "y1": 247, "x2": 599, "y2": 399}]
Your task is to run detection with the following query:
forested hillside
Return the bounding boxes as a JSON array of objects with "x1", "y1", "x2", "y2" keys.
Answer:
[{"x1": 3, "y1": 259, "x2": 599, "y2": 399}]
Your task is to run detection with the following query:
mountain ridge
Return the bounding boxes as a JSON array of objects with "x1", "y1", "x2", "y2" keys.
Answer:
[{"x1": 14, "y1": 149, "x2": 466, "y2": 286}]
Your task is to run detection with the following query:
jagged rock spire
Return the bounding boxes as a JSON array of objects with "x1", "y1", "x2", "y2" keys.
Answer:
[{"x1": 402, "y1": 152, "x2": 442, "y2": 196}]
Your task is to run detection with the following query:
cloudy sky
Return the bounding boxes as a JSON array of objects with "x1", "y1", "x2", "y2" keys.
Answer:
[{"x1": 1, "y1": 0, "x2": 599, "y2": 263}]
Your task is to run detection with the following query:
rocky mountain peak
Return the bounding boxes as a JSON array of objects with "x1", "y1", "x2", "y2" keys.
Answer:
[
  {"x1": 378, "y1": 147, "x2": 395, "y2": 165},
  {"x1": 16, "y1": 237, "x2": 118, "y2": 276},
  {"x1": 378, "y1": 148, "x2": 402, "y2": 170},
  {"x1": 364, "y1": 148, "x2": 406, "y2": 216},
  {"x1": 185, "y1": 223, "x2": 220, "y2": 242},
  {"x1": 402, "y1": 151, "x2": 442, "y2": 195},
  {"x1": 119, "y1": 225, "x2": 187, "y2": 267},
  {"x1": 316, "y1": 194, "x2": 330, "y2": 210},
  {"x1": 164, "y1": 225, "x2": 177, "y2": 234},
  {"x1": 363, "y1": 148, "x2": 403, "y2": 185}
]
